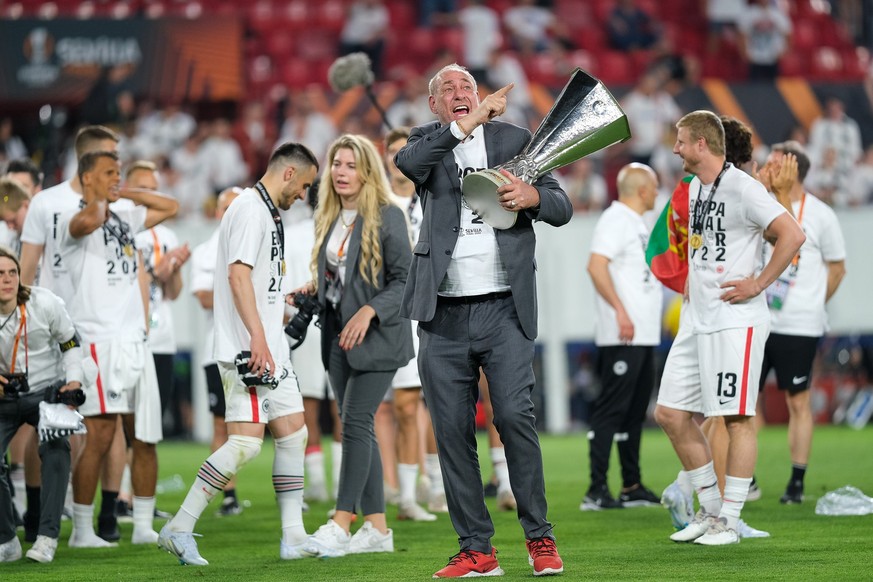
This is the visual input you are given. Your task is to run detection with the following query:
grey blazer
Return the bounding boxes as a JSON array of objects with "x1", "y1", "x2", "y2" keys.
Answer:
[
  {"x1": 394, "y1": 120, "x2": 573, "y2": 340},
  {"x1": 316, "y1": 203, "x2": 414, "y2": 372}
]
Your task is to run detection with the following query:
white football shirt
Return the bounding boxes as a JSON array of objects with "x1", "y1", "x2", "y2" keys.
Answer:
[
  {"x1": 134, "y1": 224, "x2": 179, "y2": 354},
  {"x1": 590, "y1": 201, "x2": 662, "y2": 346},
  {"x1": 687, "y1": 165, "x2": 786, "y2": 333},
  {"x1": 19, "y1": 180, "x2": 79, "y2": 297},
  {"x1": 190, "y1": 228, "x2": 219, "y2": 367},
  {"x1": 213, "y1": 189, "x2": 289, "y2": 366},
  {"x1": 764, "y1": 193, "x2": 846, "y2": 336}
]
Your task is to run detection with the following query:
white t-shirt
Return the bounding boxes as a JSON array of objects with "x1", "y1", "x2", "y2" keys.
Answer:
[
  {"x1": 57, "y1": 204, "x2": 148, "y2": 344},
  {"x1": 390, "y1": 192, "x2": 423, "y2": 244},
  {"x1": 687, "y1": 165, "x2": 786, "y2": 334},
  {"x1": 459, "y1": 4, "x2": 500, "y2": 69},
  {"x1": 736, "y1": 6, "x2": 792, "y2": 65},
  {"x1": 0, "y1": 286, "x2": 84, "y2": 392},
  {"x1": 590, "y1": 201, "x2": 662, "y2": 346},
  {"x1": 0, "y1": 223, "x2": 19, "y2": 256},
  {"x1": 621, "y1": 90, "x2": 682, "y2": 157},
  {"x1": 134, "y1": 224, "x2": 179, "y2": 354},
  {"x1": 190, "y1": 228, "x2": 219, "y2": 367},
  {"x1": 440, "y1": 124, "x2": 510, "y2": 296},
  {"x1": 19, "y1": 180, "x2": 80, "y2": 297},
  {"x1": 213, "y1": 189, "x2": 288, "y2": 366},
  {"x1": 764, "y1": 193, "x2": 846, "y2": 336}
]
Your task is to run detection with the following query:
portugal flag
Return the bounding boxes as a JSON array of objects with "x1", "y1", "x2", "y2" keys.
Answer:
[{"x1": 646, "y1": 175, "x2": 692, "y2": 293}]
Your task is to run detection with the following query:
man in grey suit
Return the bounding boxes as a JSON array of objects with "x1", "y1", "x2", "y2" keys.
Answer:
[{"x1": 395, "y1": 64, "x2": 572, "y2": 578}]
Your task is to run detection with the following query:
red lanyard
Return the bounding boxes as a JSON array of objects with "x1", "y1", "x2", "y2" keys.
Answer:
[
  {"x1": 10, "y1": 304, "x2": 27, "y2": 375},
  {"x1": 337, "y1": 220, "x2": 355, "y2": 261},
  {"x1": 789, "y1": 194, "x2": 807, "y2": 269},
  {"x1": 150, "y1": 228, "x2": 162, "y2": 266}
]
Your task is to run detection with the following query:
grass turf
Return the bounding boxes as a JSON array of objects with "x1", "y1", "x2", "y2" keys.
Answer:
[{"x1": 4, "y1": 425, "x2": 872, "y2": 581}]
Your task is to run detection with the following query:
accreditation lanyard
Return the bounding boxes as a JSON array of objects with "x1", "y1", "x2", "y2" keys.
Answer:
[
  {"x1": 150, "y1": 228, "x2": 162, "y2": 266},
  {"x1": 788, "y1": 193, "x2": 807, "y2": 273},
  {"x1": 407, "y1": 193, "x2": 419, "y2": 225},
  {"x1": 254, "y1": 181, "x2": 285, "y2": 275},
  {"x1": 10, "y1": 304, "x2": 28, "y2": 376},
  {"x1": 690, "y1": 162, "x2": 730, "y2": 247},
  {"x1": 337, "y1": 220, "x2": 355, "y2": 263}
]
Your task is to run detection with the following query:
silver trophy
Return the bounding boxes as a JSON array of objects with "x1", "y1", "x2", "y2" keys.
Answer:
[{"x1": 463, "y1": 68, "x2": 631, "y2": 229}]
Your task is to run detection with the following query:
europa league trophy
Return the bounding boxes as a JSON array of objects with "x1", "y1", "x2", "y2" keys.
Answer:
[{"x1": 463, "y1": 68, "x2": 631, "y2": 229}]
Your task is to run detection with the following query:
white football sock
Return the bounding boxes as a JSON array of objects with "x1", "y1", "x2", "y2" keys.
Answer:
[
  {"x1": 274, "y1": 427, "x2": 307, "y2": 545},
  {"x1": 305, "y1": 449, "x2": 326, "y2": 491},
  {"x1": 677, "y1": 470, "x2": 693, "y2": 498},
  {"x1": 72, "y1": 502, "x2": 96, "y2": 536},
  {"x1": 490, "y1": 447, "x2": 511, "y2": 494},
  {"x1": 720, "y1": 476, "x2": 752, "y2": 530},
  {"x1": 425, "y1": 454, "x2": 444, "y2": 495},
  {"x1": 397, "y1": 463, "x2": 418, "y2": 505},
  {"x1": 132, "y1": 496, "x2": 155, "y2": 535},
  {"x1": 688, "y1": 461, "x2": 722, "y2": 517}
]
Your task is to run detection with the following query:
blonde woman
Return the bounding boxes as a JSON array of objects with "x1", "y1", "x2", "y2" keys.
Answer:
[{"x1": 294, "y1": 134, "x2": 413, "y2": 557}]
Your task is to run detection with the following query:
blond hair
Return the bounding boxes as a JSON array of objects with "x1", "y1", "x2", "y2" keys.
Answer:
[
  {"x1": 0, "y1": 177, "x2": 30, "y2": 212},
  {"x1": 312, "y1": 134, "x2": 393, "y2": 289},
  {"x1": 677, "y1": 110, "x2": 725, "y2": 157}
]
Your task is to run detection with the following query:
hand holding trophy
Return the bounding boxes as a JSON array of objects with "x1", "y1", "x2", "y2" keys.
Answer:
[{"x1": 463, "y1": 69, "x2": 632, "y2": 229}]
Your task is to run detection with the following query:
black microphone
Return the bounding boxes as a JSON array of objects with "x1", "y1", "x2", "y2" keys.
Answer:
[{"x1": 327, "y1": 52, "x2": 393, "y2": 131}]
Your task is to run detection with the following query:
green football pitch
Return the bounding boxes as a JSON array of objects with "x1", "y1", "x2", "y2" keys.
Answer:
[{"x1": 5, "y1": 425, "x2": 872, "y2": 581}]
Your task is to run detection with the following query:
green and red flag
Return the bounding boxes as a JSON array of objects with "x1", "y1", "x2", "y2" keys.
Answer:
[{"x1": 646, "y1": 175, "x2": 692, "y2": 293}]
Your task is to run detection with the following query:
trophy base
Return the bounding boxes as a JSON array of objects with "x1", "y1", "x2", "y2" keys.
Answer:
[{"x1": 461, "y1": 169, "x2": 517, "y2": 230}]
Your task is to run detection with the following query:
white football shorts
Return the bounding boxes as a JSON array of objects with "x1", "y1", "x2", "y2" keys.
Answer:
[{"x1": 219, "y1": 359, "x2": 304, "y2": 424}]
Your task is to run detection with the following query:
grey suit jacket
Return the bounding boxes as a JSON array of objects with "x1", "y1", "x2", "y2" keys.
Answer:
[
  {"x1": 394, "y1": 120, "x2": 572, "y2": 340},
  {"x1": 316, "y1": 203, "x2": 414, "y2": 372}
]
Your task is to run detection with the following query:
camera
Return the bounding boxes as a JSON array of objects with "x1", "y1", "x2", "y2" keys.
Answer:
[
  {"x1": 285, "y1": 292, "x2": 322, "y2": 350},
  {"x1": 234, "y1": 351, "x2": 280, "y2": 389},
  {"x1": 2, "y1": 372, "x2": 29, "y2": 396},
  {"x1": 44, "y1": 381, "x2": 87, "y2": 407}
]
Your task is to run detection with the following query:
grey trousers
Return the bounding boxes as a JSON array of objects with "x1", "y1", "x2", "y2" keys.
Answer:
[
  {"x1": 418, "y1": 295, "x2": 553, "y2": 553},
  {"x1": 327, "y1": 335, "x2": 395, "y2": 516},
  {"x1": 1, "y1": 390, "x2": 71, "y2": 542}
]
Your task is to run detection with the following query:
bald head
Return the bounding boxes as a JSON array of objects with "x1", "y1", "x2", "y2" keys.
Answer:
[
  {"x1": 216, "y1": 186, "x2": 242, "y2": 220},
  {"x1": 616, "y1": 163, "x2": 658, "y2": 213}
]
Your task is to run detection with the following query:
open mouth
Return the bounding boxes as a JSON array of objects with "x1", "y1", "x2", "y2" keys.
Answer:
[{"x1": 453, "y1": 105, "x2": 469, "y2": 116}]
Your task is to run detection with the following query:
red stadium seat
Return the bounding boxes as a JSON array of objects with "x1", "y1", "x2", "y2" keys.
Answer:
[{"x1": 594, "y1": 51, "x2": 634, "y2": 85}]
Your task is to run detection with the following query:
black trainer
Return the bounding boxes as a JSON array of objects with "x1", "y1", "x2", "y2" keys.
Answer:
[
  {"x1": 780, "y1": 480, "x2": 804, "y2": 504},
  {"x1": 97, "y1": 515, "x2": 120, "y2": 542},
  {"x1": 215, "y1": 496, "x2": 243, "y2": 517},
  {"x1": 619, "y1": 484, "x2": 661, "y2": 507},
  {"x1": 580, "y1": 484, "x2": 623, "y2": 511}
]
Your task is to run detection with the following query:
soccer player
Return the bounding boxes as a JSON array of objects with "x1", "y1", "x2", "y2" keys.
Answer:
[
  {"x1": 158, "y1": 142, "x2": 318, "y2": 565},
  {"x1": 655, "y1": 110, "x2": 804, "y2": 545}
]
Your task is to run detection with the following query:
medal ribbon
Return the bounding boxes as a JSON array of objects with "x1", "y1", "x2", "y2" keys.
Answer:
[
  {"x1": 789, "y1": 193, "x2": 806, "y2": 270},
  {"x1": 254, "y1": 181, "x2": 285, "y2": 275},
  {"x1": 691, "y1": 162, "x2": 730, "y2": 241}
]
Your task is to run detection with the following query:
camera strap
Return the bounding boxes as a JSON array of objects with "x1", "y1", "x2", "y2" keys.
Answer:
[
  {"x1": 255, "y1": 181, "x2": 286, "y2": 275},
  {"x1": 10, "y1": 304, "x2": 28, "y2": 377}
]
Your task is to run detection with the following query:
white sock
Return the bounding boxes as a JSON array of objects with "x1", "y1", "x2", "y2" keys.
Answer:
[
  {"x1": 688, "y1": 461, "x2": 721, "y2": 517},
  {"x1": 132, "y1": 496, "x2": 155, "y2": 535},
  {"x1": 305, "y1": 449, "x2": 326, "y2": 491},
  {"x1": 170, "y1": 435, "x2": 262, "y2": 533},
  {"x1": 331, "y1": 441, "x2": 343, "y2": 500},
  {"x1": 677, "y1": 470, "x2": 693, "y2": 498},
  {"x1": 425, "y1": 454, "x2": 444, "y2": 496},
  {"x1": 719, "y1": 476, "x2": 752, "y2": 530},
  {"x1": 490, "y1": 447, "x2": 511, "y2": 494},
  {"x1": 72, "y1": 502, "x2": 96, "y2": 536},
  {"x1": 120, "y1": 465, "x2": 132, "y2": 499},
  {"x1": 274, "y1": 427, "x2": 308, "y2": 545},
  {"x1": 398, "y1": 463, "x2": 418, "y2": 505}
]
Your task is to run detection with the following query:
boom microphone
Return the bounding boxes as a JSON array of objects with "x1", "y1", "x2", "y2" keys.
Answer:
[{"x1": 327, "y1": 52, "x2": 393, "y2": 131}]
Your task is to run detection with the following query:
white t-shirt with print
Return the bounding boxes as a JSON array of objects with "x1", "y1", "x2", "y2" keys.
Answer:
[
  {"x1": 687, "y1": 165, "x2": 786, "y2": 334},
  {"x1": 19, "y1": 180, "x2": 80, "y2": 297},
  {"x1": 764, "y1": 193, "x2": 846, "y2": 337},
  {"x1": 213, "y1": 189, "x2": 288, "y2": 366},
  {"x1": 190, "y1": 228, "x2": 219, "y2": 367},
  {"x1": 390, "y1": 192, "x2": 423, "y2": 245},
  {"x1": 134, "y1": 224, "x2": 179, "y2": 354},
  {"x1": 590, "y1": 201, "x2": 662, "y2": 346},
  {"x1": 57, "y1": 205, "x2": 148, "y2": 344},
  {"x1": 440, "y1": 123, "x2": 510, "y2": 297}
]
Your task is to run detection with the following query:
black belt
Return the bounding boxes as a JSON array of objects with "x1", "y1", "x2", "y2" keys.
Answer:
[{"x1": 437, "y1": 291, "x2": 512, "y2": 305}]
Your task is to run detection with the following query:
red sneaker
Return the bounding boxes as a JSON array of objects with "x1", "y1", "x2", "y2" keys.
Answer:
[
  {"x1": 526, "y1": 537, "x2": 563, "y2": 576},
  {"x1": 432, "y1": 548, "x2": 504, "y2": 578}
]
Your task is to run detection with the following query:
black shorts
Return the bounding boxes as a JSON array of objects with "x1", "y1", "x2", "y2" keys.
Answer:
[
  {"x1": 759, "y1": 333, "x2": 820, "y2": 394},
  {"x1": 204, "y1": 363, "x2": 226, "y2": 417}
]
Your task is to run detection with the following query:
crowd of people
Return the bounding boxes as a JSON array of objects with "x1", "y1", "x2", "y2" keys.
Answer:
[{"x1": 0, "y1": 46, "x2": 857, "y2": 579}]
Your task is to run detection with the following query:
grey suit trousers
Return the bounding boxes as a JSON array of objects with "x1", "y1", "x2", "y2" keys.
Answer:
[{"x1": 418, "y1": 294, "x2": 553, "y2": 552}]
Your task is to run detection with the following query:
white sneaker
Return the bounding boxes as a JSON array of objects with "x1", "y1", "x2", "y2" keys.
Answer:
[
  {"x1": 0, "y1": 536, "x2": 22, "y2": 562},
  {"x1": 737, "y1": 519, "x2": 770, "y2": 539},
  {"x1": 497, "y1": 489, "x2": 517, "y2": 511},
  {"x1": 157, "y1": 524, "x2": 208, "y2": 566},
  {"x1": 670, "y1": 510, "x2": 718, "y2": 542},
  {"x1": 428, "y1": 491, "x2": 449, "y2": 513},
  {"x1": 694, "y1": 518, "x2": 740, "y2": 545},
  {"x1": 348, "y1": 522, "x2": 393, "y2": 554},
  {"x1": 301, "y1": 520, "x2": 350, "y2": 558},
  {"x1": 397, "y1": 501, "x2": 437, "y2": 522},
  {"x1": 384, "y1": 483, "x2": 400, "y2": 505},
  {"x1": 131, "y1": 528, "x2": 160, "y2": 545},
  {"x1": 416, "y1": 475, "x2": 432, "y2": 505},
  {"x1": 26, "y1": 535, "x2": 57, "y2": 563},
  {"x1": 280, "y1": 539, "x2": 308, "y2": 560},
  {"x1": 661, "y1": 482, "x2": 694, "y2": 530},
  {"x1": 69, "y1": 528, "x2": 119, "y2": 548}
]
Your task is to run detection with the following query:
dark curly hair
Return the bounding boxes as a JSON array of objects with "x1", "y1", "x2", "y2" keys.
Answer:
[{"x1": 720, "y1": 115, "x2": 753, "y2": 166}]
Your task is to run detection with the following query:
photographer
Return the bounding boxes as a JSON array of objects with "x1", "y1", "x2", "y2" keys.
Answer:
[{"x1": 0, "y1": 248, "x2": 84, "y2": 563}]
